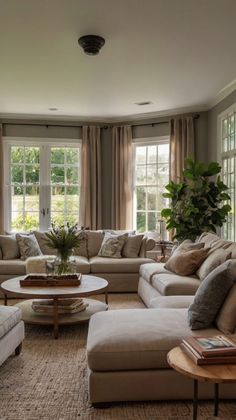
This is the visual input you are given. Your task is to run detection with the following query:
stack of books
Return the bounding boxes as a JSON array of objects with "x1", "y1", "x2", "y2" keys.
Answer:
[
  {"x1": 32, "y1": 298, "x2": 88, "y2": 314},
  {"x1": 180, "y1": 335, "x2": 236, "y2": 365}
]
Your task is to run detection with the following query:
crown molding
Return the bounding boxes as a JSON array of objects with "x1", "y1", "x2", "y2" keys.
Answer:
[
  {"x1": 107, "y1": 105, "x2": 208, "y2": 123},
  {"x1": 208, "y1": 79, "x2": 236, "y2": 109},
  {"x1": 0, "y1": 105, "x2": 208, "y2": 125}
]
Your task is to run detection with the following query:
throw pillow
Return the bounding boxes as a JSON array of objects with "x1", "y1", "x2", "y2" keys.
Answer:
[
  {"x1": 71, "y1": 231, "x2": 88, "y2": 258},
  {"x1": 98, "y1": 233, "x2": 128, "y2": 258},
  {"x1": 33, "y1": 231, "x2": 57, "y2": 255},
  {"x1": 16, "y1": 233, "x2": 42, "y2": 260},
  {"x1": 196, "y1": 248, "x2": 232, "y2": 281},
  {"x1": 86, "y1": 231, "x2": 104, "y2": 258},
  {"x1": 164, "y1": 247, "x2": 209, "y2": 276},
  {"x1": 188, "y1": 259, "x2": 236, "y2": 330},
  {"x1": 0, "y1": 235, "x2": 20, "y2": 260},
  {"x1": 216, "y1": 282, "x2": 236, "y2": 334},
  {"x1": 122, "y1": 234, "x2": 144, "y2": 258}
]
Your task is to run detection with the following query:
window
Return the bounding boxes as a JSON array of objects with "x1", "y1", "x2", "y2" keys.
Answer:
[
  {"x1": 219, "y1": 108, "x2": 236, "y2": 241},
  {"x1": 133, "y1": 138, "x2": 169, "y2": 233},
  {"x1": 4, "y1": 139, "x2": 81, "y2": 232}
]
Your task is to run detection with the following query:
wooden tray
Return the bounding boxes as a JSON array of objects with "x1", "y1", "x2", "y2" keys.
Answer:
[{"x1": 20, "y1": 273, "x2": 82, "y2": 287}]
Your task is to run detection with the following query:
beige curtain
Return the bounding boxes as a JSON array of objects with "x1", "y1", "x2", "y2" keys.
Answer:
[
  {"x1": 0, "y1": 125, "x2": 4, "y2": 234},
  {"x1": 79, "y1": 126, "x2": 102, "y2": 230},
  {"x1": 170, "y1": 116, "x2": 195, "y2": 182},
  {"x1": 111, "y1": 126, "x2": 133, "y2": 230}
]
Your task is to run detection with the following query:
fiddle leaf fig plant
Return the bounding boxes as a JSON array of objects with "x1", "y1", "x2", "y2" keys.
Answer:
[{"x1": 161, "y1": 158, "x2": 231, "y2": 241}]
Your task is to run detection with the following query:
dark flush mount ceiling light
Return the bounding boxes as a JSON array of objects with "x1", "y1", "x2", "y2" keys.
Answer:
[
  {"x1": 78, "y1": 35, "x2": 105, "y2": 55},
  {"x1": 135, "y1": 101, "x2": 152, "y2": 106}
]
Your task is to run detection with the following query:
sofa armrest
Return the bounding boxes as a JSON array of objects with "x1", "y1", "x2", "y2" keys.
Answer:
[{"x1": 139, "y1": 238, "x2": 155, "y2": 258}]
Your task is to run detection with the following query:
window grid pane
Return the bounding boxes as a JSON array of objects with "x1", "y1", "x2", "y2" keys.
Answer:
[
  {"x1": 10, "y1": 146, "x2": 40, "y2": 231},
  {"x1": 221, "y1": 111, "x2": 236, "y2": 241},
  {"x1": 134, "y1": 143, "x2": 169, "y2": 233},
  {"x1": 50, "y1": 146, "x2": 80, "y2": 227}
]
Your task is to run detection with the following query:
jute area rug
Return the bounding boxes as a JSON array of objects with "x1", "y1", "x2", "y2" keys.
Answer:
[{"x1": 0, "y1": 294, "x2": 236, "y2": 420}]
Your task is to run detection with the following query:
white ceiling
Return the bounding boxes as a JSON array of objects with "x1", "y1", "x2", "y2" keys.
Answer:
[{"x1": 0, "y1": 0, "x2": 236, "y2": 121}]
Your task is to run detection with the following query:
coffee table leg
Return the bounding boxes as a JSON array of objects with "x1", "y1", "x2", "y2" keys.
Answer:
[
  {"x1": 105, "y1": 290, "x2": 108, "y2": 306},
  {"x1": 214, "y1": 383, "x2": 219, "y2": 416},
  {"x1": 4, "y1": 294, "x2": 8, "y2": 306},
  {"x1": 53, "y1": 298, "x2": 59, "y2": 339},
  {"x1": 193, "y1": 379, "x2": 198, "y2": 420}
]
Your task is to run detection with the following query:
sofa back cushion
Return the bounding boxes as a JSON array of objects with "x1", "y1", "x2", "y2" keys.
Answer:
[
  {"x1": 72, "y1": 231, "x2": 88, "y2": 258},
  {"x1": 16, "y1": 233, "x2": 42, "y2": 260},
  {"x1": 196, "y1": 248, "x2": 232, "y2": 281},
  {"x1": 188, "y1": 259, "x2": 236, "y2": 330},
  {"x1": 87, "y1": 231, "x2": 104, "y2": 258},
  {"x1": 33, "y1": 231, "x2": 57, "y2": 255},
  {"x1": 0, "y1": 235, "x2": 20, "y2": 260},
  {"x1": 122, "y1": 234, "x2": 144, "y2": 258}
]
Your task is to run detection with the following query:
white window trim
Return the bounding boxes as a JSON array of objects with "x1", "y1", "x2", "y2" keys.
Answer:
[
  {"x1": 132, "y1": 135, "x2": 169, "y2": 232},
  {"x1": 217, "y1": 104, "x2": 236, "y2": 240},
  {"x1": 3, "y1": 137, "x2": 81, "y2": 232}
]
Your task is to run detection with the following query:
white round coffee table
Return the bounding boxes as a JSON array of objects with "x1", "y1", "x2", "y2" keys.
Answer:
[{"x1": 1, "y1": 275, "x2": 108, "y2": 339}]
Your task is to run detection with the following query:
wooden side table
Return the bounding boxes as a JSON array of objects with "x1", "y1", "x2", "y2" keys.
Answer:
[{"x1": 167, "y1": 346, "x2": 236, "y2": 420}]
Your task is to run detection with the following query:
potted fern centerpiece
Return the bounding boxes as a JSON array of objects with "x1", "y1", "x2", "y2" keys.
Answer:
[{"x1": 45, "y1": 223, "x2": 85, "y2": 275}]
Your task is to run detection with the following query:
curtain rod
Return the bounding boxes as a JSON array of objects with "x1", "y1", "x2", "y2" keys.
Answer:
[
  {"x1": 131, "y1": 113, "x2": 200, "y2": 128},
  {"x1": 2, "y1": 114, "x2": 200, "y2": 130},
  {"x1": 2, "y1": 122, "x2": 109, "y2": 129}
]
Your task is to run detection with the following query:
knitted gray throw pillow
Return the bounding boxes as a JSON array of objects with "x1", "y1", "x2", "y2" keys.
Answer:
[{"x1": 188, "y1": 259, "x2": 236, "y2": 330}]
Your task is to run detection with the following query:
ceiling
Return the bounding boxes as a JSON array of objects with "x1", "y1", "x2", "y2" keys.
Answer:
[{"x1": 0, "y1": 0, "x2": 236, "y2": 122}]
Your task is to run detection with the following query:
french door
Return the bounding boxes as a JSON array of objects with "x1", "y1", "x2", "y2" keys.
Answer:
[{"x1": 4, "y1": 139, "x2": 81, "y2": 232}]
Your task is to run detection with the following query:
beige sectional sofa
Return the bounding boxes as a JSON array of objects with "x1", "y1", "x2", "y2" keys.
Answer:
[
  {"x1": 87, "y1": 232, "x2": 236, "y2": 404},
  {"x1": 0, "y1": 305, "x2": 24, "y2": 367},
  {"x1": 138, "y1": 232, "x2": 236, "y2": 307},
  {"x1": 0, "y1": 230, "x2": 155, "y2": 294}
]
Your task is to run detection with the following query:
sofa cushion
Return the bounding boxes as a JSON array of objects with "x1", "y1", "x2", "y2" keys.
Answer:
[
  {"x1": 165, "y1": 247, "x2": 209, "y2": 276},
  {"x1": 188, "y1": 259, "x2": 236, "y2": 330},
  {"x1": 216, "y1": 282, "x2": 236, "y2": 334},
  {"x1": 197, "y1": 232, "x2": 220, "y2": 245},
  {"x1": 16, "y1": 233, "x2": 42, "y2": 260},
  {"x1": 151, "y1": 273, "x2": 200, "y2": 296},
  {"x1": 98, "y1": 233, "x2": 128, "y2": 258},
  {"x1": 224, "y1": 243, "x2": 236, "y2": 259},
  {"x1": 33, "y1": 231, "x2": 57, "y2": 255},
  {"x1": 87, "y1": 308, "x2": 220, "y2": 372},
  {"x1": 86, "y1": 231, "x2": 104, "y2": 258},
  {"x1": 139, "y1": 262, "x2": 172, "y2": 283},
  {"x1": 150, "y1": 295, "x2": 194, "y2": 309},
  {"x1": 0, "y1": 260, "x2": 26, "y2": 275},
  {"x1": 0, "y1": 235, "x2": 20, "y2": 260},
  {"x1": 0, "y1": 306, "x2": 22, "y2": 339},
  {"x1": 196, "y1": 248, "x2": 231, "y2": 281},
  {"x1": 90, "y1": 256, "x2": 154, "y2": 273},
  {"x1": 122, "y1": 234, "x2": 144, "y2": 258}
]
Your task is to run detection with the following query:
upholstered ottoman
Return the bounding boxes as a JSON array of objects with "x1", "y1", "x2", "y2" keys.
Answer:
[
  {"x1": 0, "y1": 305, "x2": 25, "y2": 366},
  {"x1": 87, "y1": 308, "x2": 236, "y2": 404}
]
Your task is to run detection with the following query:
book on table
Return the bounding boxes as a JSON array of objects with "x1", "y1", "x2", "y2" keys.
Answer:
[
  {"x1": 180, "y1": 335, "x2": 236, "y2": 365},
  {"x1": 32, "y1": 298, "x2": 88, "y2": 314}
]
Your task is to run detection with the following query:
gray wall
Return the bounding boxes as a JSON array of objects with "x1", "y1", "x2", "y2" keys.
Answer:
[
  {"x1": 208, "y1": 90, "x2": 236, "y2": 161},
  {"x1": 2, "y1": 112, "x2": 208, "y2": 228}
]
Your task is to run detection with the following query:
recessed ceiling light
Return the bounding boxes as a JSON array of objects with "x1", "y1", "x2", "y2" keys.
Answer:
[
  {"x1": 135, "y1": 101, "x2": 152, "y2": 106},
  {"x1": 48, "y1": 107, "x2": 58, "y2": 111}
]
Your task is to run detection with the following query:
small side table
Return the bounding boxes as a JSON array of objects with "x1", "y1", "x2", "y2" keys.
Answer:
[
  {"x1": 155, "y1": 240, "x2": 174, "y2": 262},
  {"x1": 167, "y1": 346, "x2": 236, "y2": 420}
]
